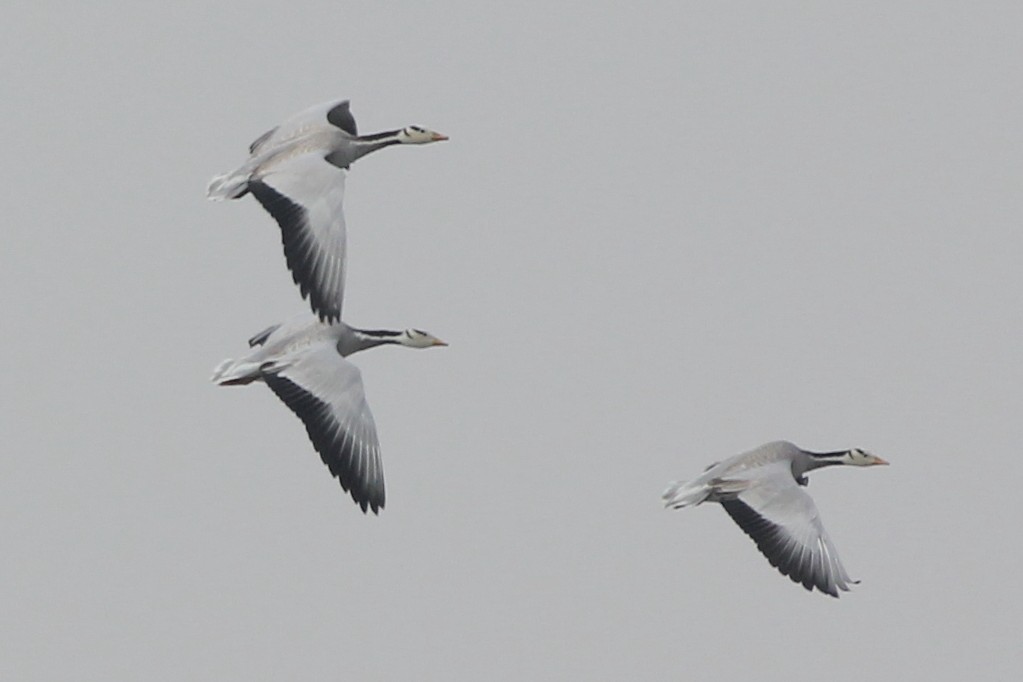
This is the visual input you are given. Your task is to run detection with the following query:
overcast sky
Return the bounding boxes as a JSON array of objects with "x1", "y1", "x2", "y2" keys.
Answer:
[{"x1": 2, "y1": 1, "x2": 1022, "y2": 680}]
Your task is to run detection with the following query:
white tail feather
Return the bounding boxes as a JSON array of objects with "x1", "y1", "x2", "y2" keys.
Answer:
[
  {"x1": 206, "y1": 171, "x2": 249, "y2": 200},
  {"x1": 210, "y1": 358, "x2": 260, "y2": 385},
  {"x1": 662, "y1": 479, "x2": 711, "y2": 509}
]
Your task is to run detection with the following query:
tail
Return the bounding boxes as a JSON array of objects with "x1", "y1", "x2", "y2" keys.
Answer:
[
  {"x1": 661, "y1": 479, "x2": 712, "y2": 509},
  {"x1": 211, "y1": 358, "x2": 261, "y2": 385},
  {"x1": 206, "y1": 170, "x2": 250, "y2": 200}
]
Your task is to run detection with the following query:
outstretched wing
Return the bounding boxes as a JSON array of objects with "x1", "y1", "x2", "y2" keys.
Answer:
[
  {"x1": 719, "y1": 464, "x2": 858, "y2": 597},
  {"x1": 262, "y1": 345, "x2": 384, "y2": 514},
  {"x1": 248, "y1": 152, "x2": 348, "y2": 323},
  {"x1": 249, "y1": 98, "x2": 356, "y2": 154}
]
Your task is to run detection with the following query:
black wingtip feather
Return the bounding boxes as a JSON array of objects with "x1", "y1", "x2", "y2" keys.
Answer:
[
  {"x1": 326, "y1": 100, "x2": 358, "y2": 136},
  {"x1": 248, "y1": 180, "x2": 342, "y2": 324},
  {"x1": 263, "y1": 372, "x2": 383, "y2": 513},
  {"x1": 721, "y1": 499, "x2": 837, "y2": 597}
]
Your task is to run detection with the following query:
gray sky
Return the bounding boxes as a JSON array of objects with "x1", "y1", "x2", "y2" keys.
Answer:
[{"x1": 3, "y1": 1, "x2": 1022, "y2": 679}]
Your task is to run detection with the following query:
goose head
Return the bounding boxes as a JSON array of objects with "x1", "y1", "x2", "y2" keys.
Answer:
[
  {"x1": 399, "y1": 126, "x2": 448, "y2": 144},
  {"x1": 400, "y1": 328, "x2": 448, "y2": 348},
  {"x1": 839, "y1": 448, "x2": 889, "y2": 466}
]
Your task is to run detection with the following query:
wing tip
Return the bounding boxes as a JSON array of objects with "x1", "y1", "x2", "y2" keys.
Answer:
[
  {"x1": 356, "y1": 496, "x2": 385, "y2": 515},
  {"x1": 315, "y1": 308, "x2": 342, "y2": 325},
  {"x1": 722, "y1": 498, "x2": 862, "y2": 598}
]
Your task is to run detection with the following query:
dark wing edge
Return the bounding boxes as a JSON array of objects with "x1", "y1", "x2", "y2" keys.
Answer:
[
  {"x1": 263, "y1": 372, "x2": 384, "y2": 514},
  {"x1": 326, "y1": 100, "x2": 357, "y2": 136},
  {"x1": 247, "y1": 180, "x2": 342, "y2": 324},
  {"x1": 720, "y1": 499, "x2": 841, "y2": 597},
  {"x1": 248, "y1": 324, "x2": 282, "y2": 348},
  {"x1": 249, "y1": 126, "x2": 278, "y2": 154}
]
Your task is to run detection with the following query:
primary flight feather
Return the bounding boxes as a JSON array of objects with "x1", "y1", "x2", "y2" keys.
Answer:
[
  {"x1": 212, "y1": 314, "x2": 447, "y2": 514},
  {"x1": 663, "y1": 440, "x2": 888, "y2": 597},
  {"x1": 207, "y1": 98, "x2": 447, "y2": 323}
]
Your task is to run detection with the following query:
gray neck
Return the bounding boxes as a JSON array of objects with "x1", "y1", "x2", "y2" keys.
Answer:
[
  {"x1": 326, "y1": 131, "x2": 403, "y2": 169},
  {"x1": 337, "y1": 327, "x2": 403, "y2": 357},
  {"x1": 803, "y1": 450, "x2": 849, "y2": 472},
  {"x1": 348, "y1": 130, "x2": 403, "y2": 163}
]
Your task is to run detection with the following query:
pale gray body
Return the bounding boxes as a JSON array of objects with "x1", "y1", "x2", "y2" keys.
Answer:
[
  {"x1": 663, "y1": 440, "x2": 887, "y2": 597},
  {"x1": 212, "y1": 314, "x2": 446, "y2": 514},
  {"x1": 207, "y1": 98, "x2": 447, "y2": 324}
]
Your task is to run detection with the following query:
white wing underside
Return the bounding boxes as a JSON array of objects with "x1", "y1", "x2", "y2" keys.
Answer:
[
  {"x1": 248, "y1": 152, "x2": 348, "y2": 323},
  {"x1": 717, "y1": 461, "x2": 857, "y2": 597},
  {"x1": 262, "y1": 343, "x2": 384, "y2": 513}
]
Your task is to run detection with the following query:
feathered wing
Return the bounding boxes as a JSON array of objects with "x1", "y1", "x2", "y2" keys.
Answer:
[
  {"x1": 248, "y1": 152, "x2": 348, "y2": 323},
  {"x1": 247, "y1": 324, "x2": 282, "y2": 348},
  {"x1": 208, "y1": 99, "x2": 356, "y2": 200},
  {"x1": 717, "y1": 464, "x2": 857, "y2": 597},
  {"x1": 261, "y1": 344, "x2": 384, "y2": 514},
  {"x1": 249, "y1": 98, "x2": 356, "y2": 154}
]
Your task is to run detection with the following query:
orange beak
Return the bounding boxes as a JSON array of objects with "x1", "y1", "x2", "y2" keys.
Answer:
[
  {"x1": 431, "y1": 132, "x2": 449, "y2": 141},
  {"x1": 872, "y1": 456, "x2": 890, "y2": 466},
  {"x1": 431, "y1": 338, "x2": 449, "y2": 347}
]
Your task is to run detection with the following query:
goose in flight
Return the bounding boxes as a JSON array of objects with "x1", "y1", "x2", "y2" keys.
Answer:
[
  {"x1": 207, "y1": 98, "x2": 448, "y2": 323},
  {"x1": 211, "y1": 314, "x2": 447, "y2": 514},
  {"x1": 662, "y1": 441, "x2": 888, "y2": 597}
]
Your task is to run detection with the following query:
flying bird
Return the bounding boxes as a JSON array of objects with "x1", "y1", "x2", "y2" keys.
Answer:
[
  {"x1": 207, "y1": 98, "x2": 448, "y2": 323},
  {"x1": 662, "y1": 440, "x2": 888, "y2": 597},
  {"x1": 211, "y1": 314, "x2": 447, "y2": 514}
]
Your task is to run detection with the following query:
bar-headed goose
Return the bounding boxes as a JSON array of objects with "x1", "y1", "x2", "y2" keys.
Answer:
[
  {"x1": 211, "y1": 314, "x2": 447, "y2": 514},
  {"x1": 207, "y1": 98, "x2": 447, "y2": 323},
  {"x1": 662, "y1": 440, "x2": 888, "y2": 597}
]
